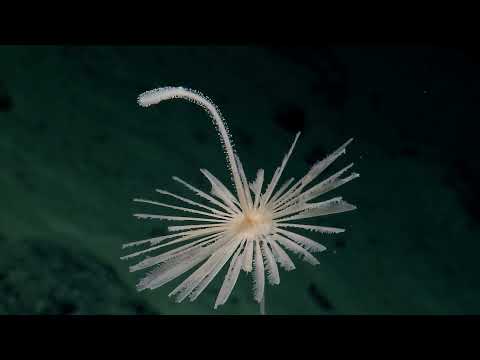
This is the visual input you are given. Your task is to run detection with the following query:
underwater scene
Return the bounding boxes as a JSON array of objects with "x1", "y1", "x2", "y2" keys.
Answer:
[{"x1": 0, "y1": 46, "x2": 479, "y2": 315}]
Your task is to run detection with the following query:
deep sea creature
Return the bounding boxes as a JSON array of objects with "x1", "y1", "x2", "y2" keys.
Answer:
[{"x1": 121, "y1": 87, "x2": 359, "y2": 313}]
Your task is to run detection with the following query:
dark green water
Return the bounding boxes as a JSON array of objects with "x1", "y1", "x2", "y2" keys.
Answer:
[{"x1": 0, "y1": 46, "x2": 479, "y2": 315}]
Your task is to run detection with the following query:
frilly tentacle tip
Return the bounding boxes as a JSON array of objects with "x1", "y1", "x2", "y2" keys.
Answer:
[
  {"x1": 136, "y1": 284, "x2": 147, "y2": 292},
  {"x1": 137, "y1": 96, "x2": 148, "y2": 107}
]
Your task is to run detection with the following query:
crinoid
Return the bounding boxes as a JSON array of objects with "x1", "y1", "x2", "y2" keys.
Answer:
[{"x1": 121, "y1": 86, "x2": 359, "y2": 314}]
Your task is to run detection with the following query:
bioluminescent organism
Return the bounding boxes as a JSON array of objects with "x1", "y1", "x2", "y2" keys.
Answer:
[{"x1": 121, "y1": 87, "x2": 359, "y2": 314}]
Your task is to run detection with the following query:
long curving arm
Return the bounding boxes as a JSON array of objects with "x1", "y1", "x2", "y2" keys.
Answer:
[{"x1": 137, "y1": 86, "x2": 248, "y2": 210}]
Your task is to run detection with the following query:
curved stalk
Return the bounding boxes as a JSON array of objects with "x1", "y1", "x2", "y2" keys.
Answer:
[{"x1": 137, "y1": 86, "x2": 248, "y2": 210}]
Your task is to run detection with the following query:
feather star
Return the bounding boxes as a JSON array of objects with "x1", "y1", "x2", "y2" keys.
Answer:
[{"x1": 121, "y1": 86, "x2": 359, "y2": 313}]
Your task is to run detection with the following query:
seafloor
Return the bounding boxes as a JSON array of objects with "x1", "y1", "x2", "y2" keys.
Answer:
[{"x1": 0, "y1": 46, "x2": 479, "y2": 315}]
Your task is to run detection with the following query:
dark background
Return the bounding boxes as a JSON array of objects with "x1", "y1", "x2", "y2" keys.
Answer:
[{"x1": 0, "y1": 45, "x2": 479, "y2": 315}]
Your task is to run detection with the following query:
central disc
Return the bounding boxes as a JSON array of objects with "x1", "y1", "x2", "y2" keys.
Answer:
[{"x1": 230, "y1": 209, "x2": 272, "y2": 240}]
